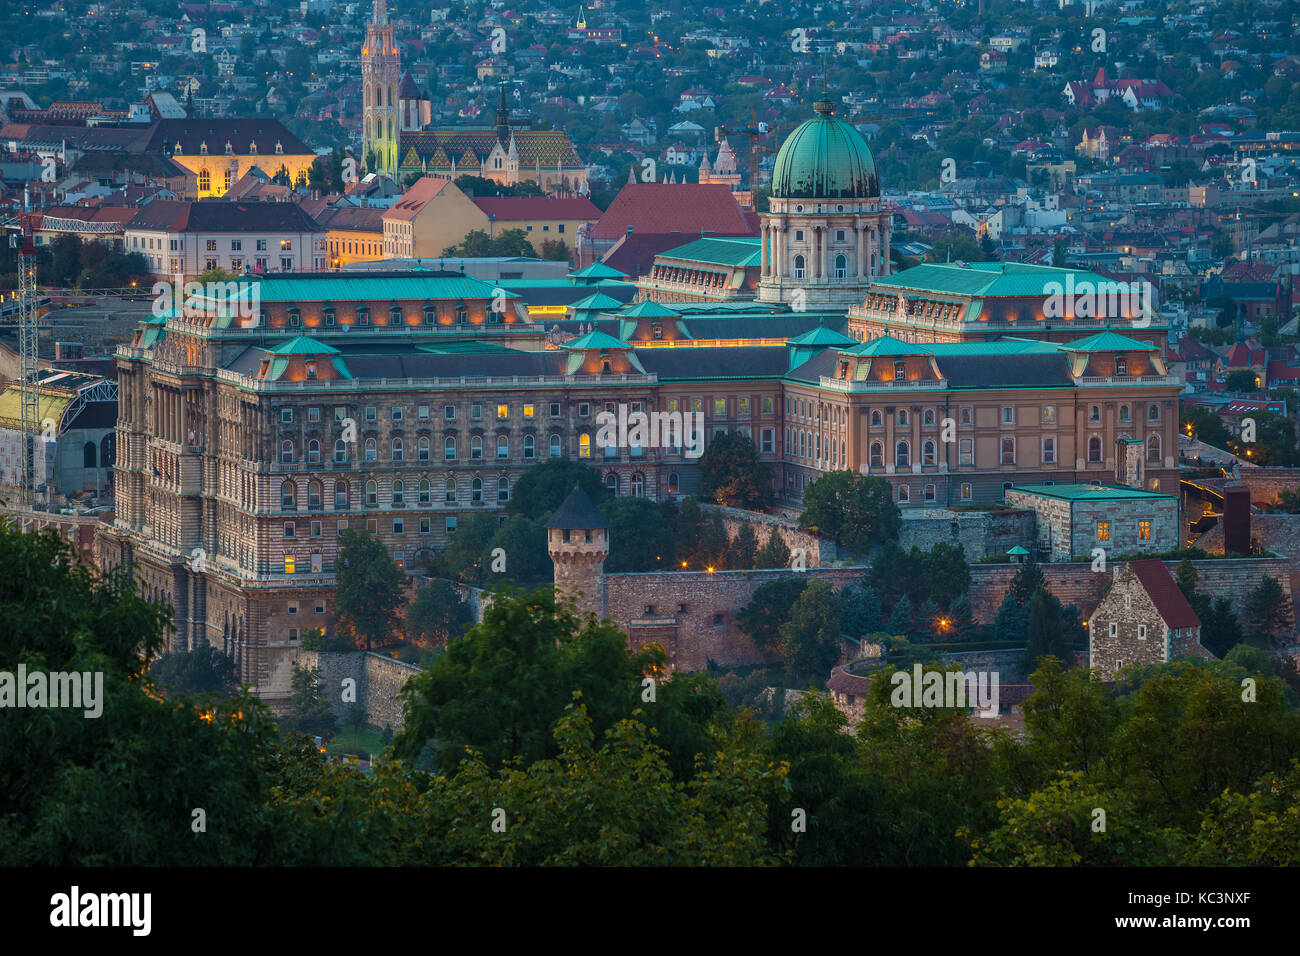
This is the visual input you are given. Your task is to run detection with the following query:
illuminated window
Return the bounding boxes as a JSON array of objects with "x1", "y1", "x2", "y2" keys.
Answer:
[
  {"x1": 523, "y1": 404, "x2": 534, "y2": 418},
  {"x1": 1097, "y1": 521, "x2": 1110, "y2": 542},
  {"x1": 284, "y1": 556, "x2": 295, "y2": 574},
  {"x1": 579, "y1": 433, "x2": 591, "y2": 458},
  {"x1": 1138, "y1": 520, "x2": 1151, "y2": 540},
  {"x1": 497, "y1": 404, "x2": 508, "y2": 419}
]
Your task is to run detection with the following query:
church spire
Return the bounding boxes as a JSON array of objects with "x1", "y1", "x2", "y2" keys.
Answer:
[
  {"x1": 496, "y1": 81, "x2": 510, "y2": 145},
  {"x1": 373, "y1": 0, "x2": 387, "y2": 26}
]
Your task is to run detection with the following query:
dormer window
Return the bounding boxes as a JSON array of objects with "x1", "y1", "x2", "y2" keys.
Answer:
[
  {"x1": 305, "y1": 360, "x2": 317, "y2": 378},
  {"x1": 248, "y1": 141, "x2": 257, "y2": 154},
  {"x1": 199, "y1": 141, "x2": 208, "y2": 155},
  {"x1": 275, "y1": 141, "x2": 284, "y2": 154},
  {"x1": 1115, "y1": 355, "x2": 1127, "y2": 375},
  {"x1": 894, "y1": 360, "x2": 906, "y2": 380},
  {"x1": 225, "y1": 140, "x2": 234, "y2": 155},
  {"x1": 839, "y1": 360, "x2": 850, "y2": 379},
  {"x1": 173, "y1": 143, "x2": 183, "y2": 155}
]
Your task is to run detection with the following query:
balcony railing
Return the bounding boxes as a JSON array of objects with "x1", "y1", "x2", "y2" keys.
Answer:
[
  {"x1": 215, "y1": 369, "x2": 658, "y2": 390},
  {"x1": 820, "y1": 376, "x2": 946, "y2": 392}
]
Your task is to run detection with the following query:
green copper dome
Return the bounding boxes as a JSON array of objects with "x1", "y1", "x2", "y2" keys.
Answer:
[{"x1": 771, "y1": 100, "x2": 879, "y2": 200}]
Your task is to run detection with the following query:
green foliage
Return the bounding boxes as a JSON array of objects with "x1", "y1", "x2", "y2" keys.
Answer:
[
  {"x1": 840, "y1": 583, "x2": 883, "y2": 638},
  {"x1": 507, "y1": 458, "x2": 606, "y2": 521},
  {"x1": 601, "y1": 497, "x2": 674, "y2": 572},
  {"x1": 1225, "y1": 369, "x2": 1260, "y2": 393},
  {"x1": 754, "y1": 526, "x2": 792, "y2": 569},
  {"x1": 487, "y1": 514, "x2": 551, "y2": 584},
  {"x1": 869, "y1": 541, "x2": 972, "y2": 613},
  {"x1": 992, "y1": 559, "x2": 1046, "y2": 643},
  {"x1": 780, "y1": 580, "x2": 844, "y2": 688},
  {"x1": 149, "y1": 645, "x2": 238, "y2": 698},
  {"x1": 332, "y1": 529, "x2": 407, "y2": 650},
  {"x1": 442, "y1": 512, "x2": 499, "y2": 585},
  {"x1": 698, "y1": 430, "x2": 772, "y2": 509},
  {"x1": 798, "y1": 470, "x2": 901, "y2": 551},
  {"x1": 442, "y1": 227, "x2": 537, "y2": 258},
  {"x1": 1022, "y1": 588, "x2": 1080, "y2": 672},
  {"x1": 405, "y1": 579, "x2": 473, "y2": 647},
  {"x1": 730, "y1": 522, "x2": 758, "y2": 570},
  {"x1": 887, "y1": 593, "x2": 919, "y2": 641},
  {"x1": 284, "y1": 664, "x2": 339, "y2": 741},
  {"x1": 1242, "y1": 576, "x2": 1292, "y2": 649},
  {"x1": 737, "y1": 577, "x2": 810, "y2": 660}
]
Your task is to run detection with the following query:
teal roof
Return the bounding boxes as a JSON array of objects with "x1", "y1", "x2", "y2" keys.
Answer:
[
  {"x1": 1007, "y1": 546, "x2": 1030, "y2": 555},
  {"x1": 620, "y1": 300, "x2": 682, "y2": 319},
  {"x1": 1008, "y1": 483, "x2": 1176, "y2": 502},
  {"x1": 569, "y1": 292, "x2": 624, "y2": 311},
  {"x1": 658, "y1": 236, "x2": 762, "y2": 268},
  {"x1": 772, "y1": 100, "x2": 879, "y2": 200},
  {"x1": 265, "y1": 335, "x2": 341, "y2": 356},
  {"x1": 568, "y1": 262, "x2": 628, "y2": 280},
  {"x1": 841, "y1": 335, "x2": 935, "y2": 356},
  {"x1": 787, "y1": 322, "x2": 856, "y2": 347},
  {"x1": 1058, "y1": 331, "x2": 1159, "y2": 352},
  {"x1": 243, "y1": 274, "x2": 513, "y2": 303},
  {"x1": 562, "y1": 329, "x2": 632, "y2": 350},
  {"x1": 873, "y1": 262, "x2": 1125, "y2": 299}
]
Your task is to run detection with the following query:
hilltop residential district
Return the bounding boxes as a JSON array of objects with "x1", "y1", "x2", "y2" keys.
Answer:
[{"x1": 1, "y1": 0, "x2": 1300, "y2": 867}]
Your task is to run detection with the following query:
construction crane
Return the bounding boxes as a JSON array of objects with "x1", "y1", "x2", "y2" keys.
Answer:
[
  {"x1": 715, "y1": 105, "x2": 777, "y2": 201},
  {"x1": 16, "y1": 212, "x2": 40, "y2": 507}
]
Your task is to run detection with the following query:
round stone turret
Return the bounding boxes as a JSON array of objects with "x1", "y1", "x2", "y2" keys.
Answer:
[{"x1": 546, "y1": 483, "x2": 609, "y2": 619}]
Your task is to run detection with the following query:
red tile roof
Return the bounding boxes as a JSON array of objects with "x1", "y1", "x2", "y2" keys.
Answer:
[
  {"x1": 383, "y1": 176, "x2": 452, "y2": 221},
  {"x1": 590, "y1": 183, "x2": 755, "y2": 240},
  {"x1": 1128, "y1": 559, "x2": 1201, "y2": 629}
]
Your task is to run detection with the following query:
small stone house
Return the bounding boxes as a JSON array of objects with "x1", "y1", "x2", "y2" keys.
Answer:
[{"x1": 1088, "y1": 559, "x2": 1212, "y2": 680}]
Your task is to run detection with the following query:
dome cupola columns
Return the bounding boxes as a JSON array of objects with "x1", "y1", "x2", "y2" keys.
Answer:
[{"x1": 757, "y1": 93, "x2": 893, "y2": 312}]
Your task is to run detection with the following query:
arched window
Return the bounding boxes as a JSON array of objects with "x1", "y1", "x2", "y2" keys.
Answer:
[
  {"x1": 418, "y1": 436, "x2": 430, "y2": 461},
  {"x1": 1148, "y1": 404, "x2": 1160, "y2": 422},
  {"x1": 307, "y1": 480, "x2": 322, "y2": 509},
  {"x1": 793, "y1": 254, "x2": 806, "y2": 279},
  {"x1": 923, "y1": 408, "x2": 936, "y2": 426},
  {"x1": 579, "y1": 433, "x2": 591, "y2": 458},
  {"x1": 497, "y1": 434, "x2": 509, "y2": 458},
  {"x1": 870, "y1": 409, "x2": 883, "y2": 427},
  {"x1": 280, "y1": 439, "x2": 294, "y2": 464},
  {"x1": 870, "y1": 441, "x2": 884, "y2": 468},
  {"x1": 606, "y1": 472, "x2": 619, "y2": 495},
  {"x1": 834, "y1": 254, "x2": 847, "y2": 279},
  {"x1": 1088, "y1": 436, "x2": 1102, "y2": 462},
  {"x1": 895, "y1": 440, "x2": 910, "y2": 468},
  {"x1": 364, "y1": 438, "x2": 377, "y2": 462},
  {"x1": 100, "y1": 435, "x2": 114, "y2": 467},
  {"x1": 471, "y1": 436, "x2": 483, "y2": 460},
  {"x1": 923, "y1": 439, "x2": 937, "y2": 465},
  {"x1": 549, "y1": 434, "x2": 562, "y2": 457},
  {"x1": 392, "y1": 438, "x2": 404, "y2": 461},
  {"x1": 445, "y1": 477, "x2": 457, "y2": 503},
  {"x1": 83, "y1": 442, "x2": 96, "y2": 468},
  {"x1": 601, "y1": 360, "x2": 612, "y2": 374},
  {"x1": 307, "y1": 439, "x2": 320, "y2": 465},
  {"x1": 365, "y1": 480, "x2": 377, "y2": 506},
  {"x1": 444, "y1": 436, "x2": 456, "y2": 460},
  {"x1": 497, "y1": 477, "x2": 509, "y2": 502},
  {"x1": 334, "y1": 439, "x2": 348, "y2": 463},
  {"x1": 668, "y1": 472, "x2": 679, "y2": 493},
  {"x1": 392, "y1": 478, "x2": 404, "y2": 505},
  {"x1": 334, "y1": 480, "x2": 348, "y2": 509},
  {"x1": 523, "y1": 434, "x2": 535, "y2": 459},
  {"x1": 198, "y1": 168, "x2": 210, "y2": 191},
  {"x1": 280, "y1": 480, "x2": 296, "y2": 511},
  {"x1": 1147, "y1": 434, "x2": 1161, "y2": 461},
  {"x1": 472, "y1": 478, "x2": 483, "y2": 502},
  {"x1": 1119, "y1": 404, "x2": 1131, "y2": 422},
  {"x1": 897, "y1": 409, "x2": 909, "y2": 426},
  {"x1": 631, "y1": 472, "x2": 645, "y2": 497}
]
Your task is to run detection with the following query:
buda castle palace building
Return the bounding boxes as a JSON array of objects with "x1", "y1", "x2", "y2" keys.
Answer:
[{"x1": 99, "y1": 94, "x2": 1179, "y2": 704}]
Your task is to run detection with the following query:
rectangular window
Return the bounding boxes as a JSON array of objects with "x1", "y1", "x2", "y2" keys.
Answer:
[
  {"x1": 578, "y1": 403, "x2": 590, "y2": 417},
  {"x1": 762, "y1": 396, "x2": 774, "y2": 414},
  {"x1": 418, "y1": 405, "x2": 430, "y2": 421},
  {"x1": 497, "y1": 404, "x2": 508, "y2": 419},
  {"x1": 283, "y1": 522, "x2": 295, "y2": 538},
  {"x1": 365, "y1": 406, "x2": 376, "y2": 422},
  {"x1": 549, "y1": 402, "x2": 561, "y2": 417},
  {"x1": 1042, "y1": 436, "x2": 1056, "y2": 465},
  {"x1": 1097, "y1": 521, "x2": 1110, "y2": 542},
  {"x1": 281, "y1": 408, "x2": 293, "y2": 424},
  {"x1": 761, "y1": 428, "x2": 774, "y2": 454},
  {"x1": 1001, "y1": 406, "x2": 1015, "y2": 425},
  {"x1": 1000, "y1": 437, "x2": 1015, "y2": 465},
  {"x1": 311, "y1": 554, "x2": 322, "y2": 573},
  {"x1": 391, "y1": 406, "x2": 402, "y2": 422},
  {"x1": 393, "y1": 519, "x2": 404, "y2": 535},
  {"x1": 1138, "y1": 519, "x2": 1151, "y2": 540},
  {"x1": 738, "y1": 397, "x2": 750, "y2": 415},
  {"x1": 714, "y1": 398, "x2": 726, "y2": 416},
  {"x1": 1110, "y1": 622, "x2": 1118, "y2": 637},
  {"x1": 960, "y1": 482, "x2": 972, "y2": 501},
  {"x1": 337, "y1": 519, "x2": 348, "y2": 536},
  {"x1": 471, "y1": 404, "x2": 482, "y2": 420},
  {"x1": 284, "y1": 555, "x2": 295, "y2": 574},
  {"x1": 366, "y1": 518, "x2": 378, "y2": 534},
  {"x1": 691, "y1": 398, "x2": 703, "y2": 413},
  {"x1": 310, "y1": 521, "x2": 321, "y2": 537},
  {"x1": 420, "y1": 517, "x2": 431, "y2": 534},
  {"x1": 1138, "y1": 624, "x2": 1147, "y2": 640},
  {"x1": 444, "y1": 405, "x2": 456, "y2": 420},
  {"x1": 523, "y1": 404, "x2": 534, "y2": 419},
  {"x1": 445, "y1": 516, "x2": 457, "y2": 533},
  {"x1": 959, "y1": 437, "x2": 974, "y2": 465},
  {"x1": 307, "y1": 407, "x2": 320, "y2": 423},
  {"x1": 1042, "y1": 405, "x2": 1056, "y2": 425}
]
